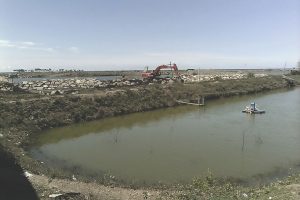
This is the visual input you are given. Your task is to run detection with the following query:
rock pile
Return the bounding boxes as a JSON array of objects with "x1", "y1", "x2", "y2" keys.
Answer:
[
  {"x1": 8, "y1": 72, "x2": 269, "y2": 94},
  {"x1": 17, "y1": 78, "x2": 143, "y2": 94},
  {"x1": 181, "y1": 73, "x2": 267, "y2": 83},
  {"x1": 0, "y1": 76, "x2": 8, "y2": 82},
  {"x1": 0, "y1": 82, "x2": 14, "y2": 92}
]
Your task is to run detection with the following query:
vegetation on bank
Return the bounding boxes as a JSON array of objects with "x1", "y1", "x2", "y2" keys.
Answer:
[
  {"x1": 0, "y1": 75, "x2": 299, "y2": 199},
  {"x1": 0, "y1": 76, "x2": 289, "y2": 132},
  {"x1": 159, "y1": 171, "x2": 300, "y2": 199},
  {"x1": 288, "y1": 75, "x2": 300, "y2": 84}
]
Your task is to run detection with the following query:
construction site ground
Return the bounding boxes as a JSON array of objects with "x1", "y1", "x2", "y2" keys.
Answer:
[{"x1": 0, "y1": 72, "x2": 299, "y2": 200}]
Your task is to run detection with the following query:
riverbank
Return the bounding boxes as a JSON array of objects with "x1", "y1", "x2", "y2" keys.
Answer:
[{"x1": 0, "y1": 75, "x2": 299, "y2": 199}]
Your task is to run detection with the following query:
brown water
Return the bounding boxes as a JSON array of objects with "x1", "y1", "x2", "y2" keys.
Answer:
[{"x1": 30, "y1": 88, "x2": 300, "y2": 184}]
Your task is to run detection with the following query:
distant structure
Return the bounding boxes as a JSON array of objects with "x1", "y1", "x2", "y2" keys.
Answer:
[
  {"x1": 12, "y1": 67, "x2": 84, "y2": 72},
  {"x1": 12, "y1": 68, "x2": 52, "y2": 72},
  {"x1": 13, "y1": 69, "x2": 26, "y2": 72},
  {"x1": 298, "y1": 61, "x2": 300, "y2": 70},
  {"x1": 34, "y1": 68, "x2": 52, "y2": 72}
]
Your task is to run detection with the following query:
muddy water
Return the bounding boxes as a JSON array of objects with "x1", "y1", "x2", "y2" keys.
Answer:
[{"x1": 30, "y1": 88, "x2": 300, "y2": 184}]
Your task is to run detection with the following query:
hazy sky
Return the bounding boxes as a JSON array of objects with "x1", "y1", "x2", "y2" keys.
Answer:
[{"x1": 0, "y1": 0, "x2": 299, "y2": 71}]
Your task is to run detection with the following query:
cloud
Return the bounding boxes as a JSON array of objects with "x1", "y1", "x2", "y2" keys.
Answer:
[
  {"x1": 21, "y1": 41, "x2": 36, "y2": 46},
  {"x1": 68, "y1": 46, "x2": 79, "y2": 53},
  {"x1": 0, "y1": 39, "x2": 80, "y2": 54},
  {"x1": 0, "y1": 39, "x2": 54, "y2": 52},
  {"x1": 44, "y1": 47, "x2": 54, "y2": 52},
  {"x1": 0, "y1": 40, "x2": 16, "y2": 47}
]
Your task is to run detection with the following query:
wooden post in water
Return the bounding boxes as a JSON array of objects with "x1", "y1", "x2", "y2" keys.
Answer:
[
  {"x1": 197, "y1": 96, "x2": 205, "y2": 106},
  {"x1": 242, "y1": 131, "x2": 245, "y2": 152}
]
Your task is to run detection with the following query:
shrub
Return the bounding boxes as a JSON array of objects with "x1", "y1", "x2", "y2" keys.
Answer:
[{"x1": 247, "y1": 72, "x2": 255, "y2": 78}]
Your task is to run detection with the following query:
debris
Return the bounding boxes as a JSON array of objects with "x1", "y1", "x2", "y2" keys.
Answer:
[
  {"x1": 109, "y1": 175, "x2": 115, "y2": 179},
  {"x1": 268, "y1": 197, "x2": 272, "y2": 200},
  {"x1": 71, "y1": 91, "x2": 79, "y2": 94},
  {"x1": 0, "y1": 76, "x2": 8, "y2": 82},
  {"x1": 72, "y1": 174, "x2": 77, "y2": 181},
  {"x1": 49, "y1": 192, "x2": 82, "y2": 199},
  {"x1": 143, "y1": 191, "x2": 151, "y2": 199},
  {"x1": 50, "y1": 90, "x2": 63, "y2": 95},
  {"x1": 17, "y1": 77, "x2": 144, "y2": 94},
  {"x1": 49, "y1": 193, "x2": 62, "y2": 198},
  {"x1": 167, "y1": 79, "x2": 174, "y2": 84},
  {"x1": 24, "y1": 171, "x2": 33, "y2": 178},
  {"x1": 0, "y1": 133, "x2": 3, "y2": 138},
  {"x1": 242, "y1": 193, "x2": 248, "y2": 198}
]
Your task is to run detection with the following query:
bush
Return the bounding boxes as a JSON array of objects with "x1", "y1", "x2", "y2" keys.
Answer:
[{"x1": 247, "y1": 72, "x2": 255, "y2": 78}]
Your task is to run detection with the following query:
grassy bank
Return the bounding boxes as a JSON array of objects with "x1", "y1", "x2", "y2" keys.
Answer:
[
  {"x1": 159, "y1": 171, "x2": 300, "y2": 199},
  {"x1": 289, "y1": 75, "x2": 300, "y2": 84},
  {"x1": 0, "y1": 75, "x2": 299, "y2": 199}
]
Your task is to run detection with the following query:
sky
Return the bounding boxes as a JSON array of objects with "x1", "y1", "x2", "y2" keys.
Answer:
[{"x1": 0, "y1": 0, "x2": 299, "y2": 71}]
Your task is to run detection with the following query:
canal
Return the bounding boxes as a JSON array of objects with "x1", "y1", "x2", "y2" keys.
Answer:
[{"x1": 30, "y1": 88, "x2": 300, "y2": 185}]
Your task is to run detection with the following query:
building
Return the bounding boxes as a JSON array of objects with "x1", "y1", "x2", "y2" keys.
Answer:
[
  {"x1": 13, "y1": 69, "x2": 26, "y2": 72},
  {"x1": 34, "y1": 68, "x2": 52, "y2": 72}
]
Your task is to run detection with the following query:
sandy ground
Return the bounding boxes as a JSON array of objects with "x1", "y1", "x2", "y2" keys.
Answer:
[
  {"x1": 27, "y1": 172, "x2": 300, "y2": 200},
  {"x1": 28, "y1": 173, "x2": 162, "y2": 200},
  {"x1": 286, "y1": 184, "x2": 300, "y2": 199}
]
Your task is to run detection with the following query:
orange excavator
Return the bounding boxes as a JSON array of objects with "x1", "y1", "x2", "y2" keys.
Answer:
[{"x1": 141, "y1": 63, "x2": 180, "y2": 81}]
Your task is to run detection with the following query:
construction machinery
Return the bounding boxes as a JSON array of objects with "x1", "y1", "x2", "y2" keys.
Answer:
[{"x1": 142, "y1": 63, "x2": 180, "y2": 81}]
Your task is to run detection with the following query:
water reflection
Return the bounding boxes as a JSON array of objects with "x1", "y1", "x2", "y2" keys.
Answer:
[{"x1": 34, "y1": 105, "x2": 197, "y2": 146}]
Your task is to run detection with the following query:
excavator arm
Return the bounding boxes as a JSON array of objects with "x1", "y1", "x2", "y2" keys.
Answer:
[
  {"x1": 153, "y1": 64, "x2": 179, "y2": 76},
  {"x1": 141, "y1": 63, "x2": 180, "y2": 81}
]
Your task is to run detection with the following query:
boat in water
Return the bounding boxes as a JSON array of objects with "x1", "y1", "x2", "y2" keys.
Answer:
[{"x1": 242, "y1": 102, "x2": 265, "y2": 114}]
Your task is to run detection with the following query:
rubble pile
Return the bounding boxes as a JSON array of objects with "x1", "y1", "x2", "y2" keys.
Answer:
[
  {"x1": 4, "y1": 72, "x2": 269, "y2": 94},
  {"x1": 0, "y1": 76, "x2": 8, "y2": 82},
  {"x1": 17, "y1": 78, "x2": 143, "y2": 94},
  {"x1": 181, "y1": 73, "x2": 267, "y2": 83},
  {"x1": 0, "y1": 82, "x2": 14, "y2": 92},
  {"x1": 0, "y1": 76, "x2": 13, "y2": 92}
]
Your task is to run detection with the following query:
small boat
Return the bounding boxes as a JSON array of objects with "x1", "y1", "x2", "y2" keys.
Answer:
[{"x1": 242, "y1": 102, "x2": 265, "y2": 114}]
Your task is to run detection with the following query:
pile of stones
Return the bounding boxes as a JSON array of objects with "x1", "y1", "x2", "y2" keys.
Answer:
[
  {"x1": 180, "y1": 73, "x2": 267, "y2": 83},
  {"x1": 0, "y1": 82, "x2": 14, "y2": 92},
  {"x1": 17, "y1": 78, "x2": 143, "y2": 94}
]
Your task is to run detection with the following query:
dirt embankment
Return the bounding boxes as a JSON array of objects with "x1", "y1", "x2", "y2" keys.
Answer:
[{"x1": 0, "y1": 75, "x2": 299, "y2": 199}]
